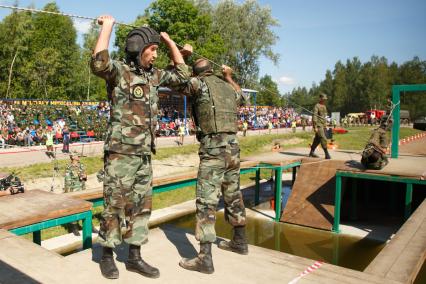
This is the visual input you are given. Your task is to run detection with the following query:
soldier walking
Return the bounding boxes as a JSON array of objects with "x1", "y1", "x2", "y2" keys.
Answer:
[
  {"x1": 91, "y1": 15, "x2": 189, "y2": 279},
  {"x1": 178, "y1": 59, "x2": 249, "y2": 274},
  {"x1": 309, "y1": 93, "x2": 331, "y2": 159}
]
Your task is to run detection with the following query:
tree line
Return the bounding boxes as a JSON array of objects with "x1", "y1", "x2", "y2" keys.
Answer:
[
  {"x1": 0, "y1": 0, "x2": 278, "y2": 101},
  {"x1": 282, "y1": 56, "x2": 426, "y2": 118}
]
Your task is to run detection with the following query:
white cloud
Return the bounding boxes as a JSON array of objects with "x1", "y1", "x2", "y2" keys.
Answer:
[
  {"x1": 278, "y1": 76, "x2": 296, "y2": 85},
  {"x1": 73, "y1": 19, "x2": 91, "y2": 34}
]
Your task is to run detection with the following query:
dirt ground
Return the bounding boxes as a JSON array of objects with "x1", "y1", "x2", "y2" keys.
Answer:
[{"x1": 25, "y1": 153, "x2": 200, "y2": 193}]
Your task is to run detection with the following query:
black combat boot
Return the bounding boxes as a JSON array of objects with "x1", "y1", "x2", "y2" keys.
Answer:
[
  {"x1": 71, "y1": 223, "x2": 80, "y2": 236},
  {"x1": 218, "y1": 226, "x2": 248, "y2": 255},
  {"x1": 309, "y1": 145, "x2": 319, "y2": 158},
  {"x1": 179, "y1": 242, "x2": 214, "y2": 274},
  {"x1": 323, "y1": 148, "x2": 331, "y2": 159},
  {"x1": 100, "y1": 247, "x2": 119, "y2": 279},
  {"x1": 125, "y1": 244, "x2": 160, "y2": 278}
]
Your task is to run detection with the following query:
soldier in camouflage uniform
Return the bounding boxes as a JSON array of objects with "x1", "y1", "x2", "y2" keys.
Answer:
[
  {"x1": 309, "y1": 93, "x2": 331, "y2": 159},
  {"x1": 91, "y1": 15, "x2": 189, "y2": 279},
  {"x1": 63, "y1": 153, "x2": 88, "y2": 236},
  {"x1": 178, "y1": 59, "x2": 249, "y2": 274},
  {"x1": 64, "y1": 153, "x2": 87, "y2": 193},
  {"x1": 361, "y1": 118, "x2": 390, "y2": 170}
]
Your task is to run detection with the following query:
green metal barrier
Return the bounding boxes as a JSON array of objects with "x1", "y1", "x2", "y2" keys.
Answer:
[
  {"x1": 88, "y1": 163, "x2": 301, "y2": 222},
  {"x1": 391, "y1": 84, "x2": 426, "y2": 158},
  {"x1": 333, "y1": 171, "x2": 426, "y2": 233},
  {"x1": 10, "y1": 211, "x2": 93, "y2": 249}
]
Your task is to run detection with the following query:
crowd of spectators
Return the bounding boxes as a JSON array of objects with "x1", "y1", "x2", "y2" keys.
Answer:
[
  {"x1": 0, "y1": 100, "x2": 310, "y2": 149},
  {"x1": 238, "y1": 106, "x2": 310, "y2": 130},
  {"x1": 0, "y1": 101, "x2": 109, "y2": 148}
]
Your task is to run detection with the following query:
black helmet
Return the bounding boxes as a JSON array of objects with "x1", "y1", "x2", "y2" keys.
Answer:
[{"x1": 125, "y1": 26, "x2": 161, "y2": 66}]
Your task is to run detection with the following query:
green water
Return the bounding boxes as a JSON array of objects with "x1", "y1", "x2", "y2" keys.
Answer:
[{"x1": 169, "y1": 211, "x2": 385, "y2": 271}]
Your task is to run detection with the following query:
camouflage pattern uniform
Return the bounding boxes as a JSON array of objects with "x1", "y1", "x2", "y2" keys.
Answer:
[
  {"x1": 184, "y1": 74, "x2": 248, "y2": 243},
  {"x1": 91, "y1": 50, "x2": 189, "y2": 248},
  {"x1": 64, "y1": 162, "x2": 86, "y2": 193},
  {"x1": 311, "y1": 103, "x2": 328, "y2": 149},
  {"x1": 361, "y1": 127, "x2": 389, "y2": 170}
]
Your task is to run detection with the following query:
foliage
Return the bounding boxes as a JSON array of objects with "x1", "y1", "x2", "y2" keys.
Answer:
[
  {"x1": 255, "y1": 75, "x2": 282, "y2": 106},
  {"x1": 209, "y1": 0, "x2": 279, "y2": 87},
  {"x1": 285, "y1": 56, "x2": 426, "y2": 118}
]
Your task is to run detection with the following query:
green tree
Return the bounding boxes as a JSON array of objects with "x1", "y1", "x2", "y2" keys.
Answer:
[
  {"x1": 0, "y1": 7, "x2": 33, "y2": 99},
  {"x1": 28, "y1": 2, "x2": 82, "y2": 99},
  {"x1": 211, "y1": 0, "x2": 279, "y2": 87},
  {"x1": 256, "y1": 75, "x2": 281, "y2": 106}
]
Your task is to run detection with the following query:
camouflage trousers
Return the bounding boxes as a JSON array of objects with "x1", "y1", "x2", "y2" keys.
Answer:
[
  {"x1": 311, "y1": 126, "x2": 328, "y2": 149},
  {"x1": 361, "y1": 147, "x2": 389, "y2": 170},
  {"x1": 99, "y1": 152, "x2": 152, "y2": 248},
  {"x1": 195, "y1": 143, "x2": 246, "y2": 243}
]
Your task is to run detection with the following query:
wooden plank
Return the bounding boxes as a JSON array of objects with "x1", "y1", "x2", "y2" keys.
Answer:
[
  {"x1": 281, "y1": 159, "x2": 347, "y2": 230},
  {"x1": 337, "y1": 155, "x2": 426, "y2": 180},
  {"x1": 365, "y1": 199, "x2": 426, "y2": 284},
  {"x1": 0, "y1": 190, "x2": 92, "y2": 230},
  {"x1": 259, "y1": 157, "x2": 302, "y2": 166}
]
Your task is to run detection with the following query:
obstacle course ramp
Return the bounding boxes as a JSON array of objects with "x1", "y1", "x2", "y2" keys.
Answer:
[{"x1": 281, "y1": 159, "x2": 346, "y2": 230}]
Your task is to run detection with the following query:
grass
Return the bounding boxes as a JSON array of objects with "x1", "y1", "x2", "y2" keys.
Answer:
[{"x1": 333, "y1": 126, "x2": 423, "y2": 150}]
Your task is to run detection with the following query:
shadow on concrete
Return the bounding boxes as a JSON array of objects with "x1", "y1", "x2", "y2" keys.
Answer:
[
  {"x1": 159, "y1": 225, "x2": 198, "y2": 259},
  {"x1": 0, "y1": 259, "x2": 41, "y2": 284}
]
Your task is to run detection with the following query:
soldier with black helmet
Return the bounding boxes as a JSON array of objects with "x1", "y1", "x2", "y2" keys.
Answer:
[{"x1": 91, "y1": 15, "x2": 189, "y2": 279}]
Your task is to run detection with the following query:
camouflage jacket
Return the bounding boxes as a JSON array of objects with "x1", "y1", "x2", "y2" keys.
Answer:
[
  {"x1": 365, "y1": 127, "x2": 388, "y2": 153},
  {"x1": 183, "y1": 74, "x2": 248, "y2": 147},
  {"x1": 90, "y1": 50, "x2": 190, "y2": 155},
  {"x1": 313, "y1": 103, "x2": 327, "y2": 128},
  {"x1": 64, "y1": 163, "x2": 86, "y2": 192}
]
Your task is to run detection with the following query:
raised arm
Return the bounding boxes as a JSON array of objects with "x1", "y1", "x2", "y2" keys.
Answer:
[
  {"x1": 222, "y1": 65, "x2": 241, "y2": 93},
  {"x1": 160, "y1": 32, "x2": 184, "y2": 65},
  {"x1": 93, "y1": 15, "x2": 115, "y2": 55}
]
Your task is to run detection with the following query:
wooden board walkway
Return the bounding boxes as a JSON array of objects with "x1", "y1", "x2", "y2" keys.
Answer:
[
  {"x1": 364, "y1": 199, "x2": 426, "y2": 284},
  {"x1": 280, "y1": 159, "x2": 346, "y2": 230},
  {"x1": 0, "y1": 190, "x2": 92, "y2": 230},
  {"x1": 0, "y1": 227, "x2": 401, "y2": 284}
]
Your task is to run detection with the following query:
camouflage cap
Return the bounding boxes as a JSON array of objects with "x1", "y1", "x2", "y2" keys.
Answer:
[{"x1": 69, "y1": 152, "x2": 80, "y2": 159}]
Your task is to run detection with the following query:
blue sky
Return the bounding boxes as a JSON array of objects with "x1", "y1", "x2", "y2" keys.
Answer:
[{"x1": 1, "y1": 0, "x2": 425, "y2": 93}]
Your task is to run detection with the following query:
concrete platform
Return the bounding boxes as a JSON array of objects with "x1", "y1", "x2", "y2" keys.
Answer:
[{"x1": 62, "y1": 227, "x2": 398, "y2": 284}]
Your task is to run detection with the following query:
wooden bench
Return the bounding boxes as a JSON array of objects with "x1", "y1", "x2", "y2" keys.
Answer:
[
  {"x1": 0, "y1": 190, "x2": 93, "y2": 249},
  {"x1": 68, "y1": 160, "x2": 260, "y2": 206},
  {"x1": 364, "y1": 199, "x2": 426, "y2": 284}
]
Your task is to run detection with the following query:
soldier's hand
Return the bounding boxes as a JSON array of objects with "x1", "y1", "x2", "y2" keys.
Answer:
[
  {"x1": 180, "y1": 43, "x2": 193, "y2": 57},
  {"x1": 160, "y1": 32, "x2": 174, "y2": 46},
  {"x1": 222, "y1": 65, "x2": 233, "y2": 77},
  {"x1": 97, "y1": 15, "x2": 115, "y2": 26}
]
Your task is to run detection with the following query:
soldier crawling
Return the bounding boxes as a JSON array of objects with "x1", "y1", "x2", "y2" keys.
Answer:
[
  {"x1": 91, "y1": 15, "x2": 189, "y2": 279},
  {"x1": 361, "y1": 118, "x2": 391, "y2": 170}
]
